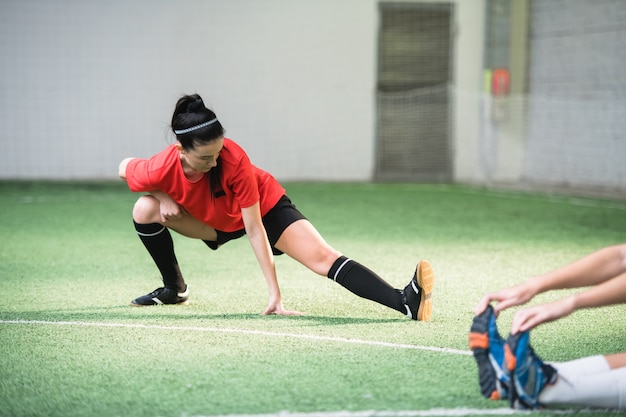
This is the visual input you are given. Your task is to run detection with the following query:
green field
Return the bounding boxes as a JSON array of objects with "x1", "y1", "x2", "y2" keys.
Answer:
[{"x1": 1, "y1": 181, "x2": 624, "y2": 417}]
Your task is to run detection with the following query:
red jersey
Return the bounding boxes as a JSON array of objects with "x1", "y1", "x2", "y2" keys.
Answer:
[{"x1": 125, "y1": 138, "x2": 285, "y2": 232}]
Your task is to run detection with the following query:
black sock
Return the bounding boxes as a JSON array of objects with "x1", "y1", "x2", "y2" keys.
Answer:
[
  {"x1": 327, "y1": 256, "x2": 405, "y2": 313},
  {"x1": 134, "y1": 221, "x2": 186, "y2": 292}
]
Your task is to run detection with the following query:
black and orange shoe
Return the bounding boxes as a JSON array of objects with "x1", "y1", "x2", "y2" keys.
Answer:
[
  {"x1": 403, "y1": 260, "x2": 434, "y2": 321},
  {"x1": 469, "y1": 304, "x2": 511, "y2": 400}
]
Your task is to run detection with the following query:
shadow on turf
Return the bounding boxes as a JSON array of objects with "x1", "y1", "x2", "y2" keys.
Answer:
[{"x1": 2, "y1": 307, "x2": 401, "y2": 326}]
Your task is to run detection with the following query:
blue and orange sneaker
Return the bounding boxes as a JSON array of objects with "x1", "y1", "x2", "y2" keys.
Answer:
[
  {"x1": 469, "y1": 305, "x2": 511, "y2": 400},
  {"x1": 506, "y1": 331, "x2": 558, "y2": 409}
]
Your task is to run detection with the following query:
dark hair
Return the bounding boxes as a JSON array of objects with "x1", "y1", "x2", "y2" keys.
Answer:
[
  {"x1": 171, "y1": 94, "x2": 225, "y2": 150},
  {"x1": 171, "y1": 94, "x2": 225, "y2": 197}
]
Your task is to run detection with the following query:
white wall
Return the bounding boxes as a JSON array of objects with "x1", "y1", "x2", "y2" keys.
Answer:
[
  {"x1": 0, "y1": 0, "x2": 487, "y2": 183},
  {"x1": 524, "y1": 0, "x2": 626, "y2": 191},
  {"x1": 0, "y1": 0, "x2": 378, "y2": 180},
  {"x1": 6, "y1": 0, "x2": 622, "y2": 194},
  {"x1": 466, "y1": 0, "x2": 626, "y2": 193}
]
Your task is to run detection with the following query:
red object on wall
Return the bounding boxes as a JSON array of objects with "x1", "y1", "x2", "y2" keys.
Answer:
[{"x1": 492, "y1": 68, "x2": 510, "y2": 95}]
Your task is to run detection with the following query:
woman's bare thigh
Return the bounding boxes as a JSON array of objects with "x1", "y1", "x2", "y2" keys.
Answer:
[{"x1": 274, "y1": 219, "x2": 341, "y2": 276}]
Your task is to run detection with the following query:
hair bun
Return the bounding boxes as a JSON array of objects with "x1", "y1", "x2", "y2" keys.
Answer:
[{"x1": 187, "y1": 96, "x2": 205, "y2": 113}]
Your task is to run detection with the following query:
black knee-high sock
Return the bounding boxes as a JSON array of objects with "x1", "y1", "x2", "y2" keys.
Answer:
[
  {"x1": 327, "y1": 256, "x2": 405, "y2": 313},
  {"x1": 134, "y1": 221, "x2": 186, "y2": 292}
]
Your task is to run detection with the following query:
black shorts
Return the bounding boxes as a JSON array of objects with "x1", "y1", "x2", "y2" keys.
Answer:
[{"x1": 203, "y1": 195, "x2": 307, "y2": 255}]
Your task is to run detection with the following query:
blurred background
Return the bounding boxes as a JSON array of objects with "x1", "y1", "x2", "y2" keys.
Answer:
[{"x1": 1, "y1": 0, "x2": 625, "y2": 196}]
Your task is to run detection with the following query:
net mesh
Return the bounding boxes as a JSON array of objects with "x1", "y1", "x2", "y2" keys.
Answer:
[{"x1": 376, "y1": 84, "x2": 453, "y2": 182}]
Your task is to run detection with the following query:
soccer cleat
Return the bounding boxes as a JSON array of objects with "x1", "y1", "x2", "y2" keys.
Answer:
[
  {"x1": 131, "y1": 286, "x2": 189, "y2": 306},
  {"x1": 506, "y1": 331, "x2": 558, "y2": 410},
  {"x1": 469, "y1": 305, "x2": 511, "y2": 400},
  {"x1": 403, "y1": 260, "x2": 434, "y2": 321}
]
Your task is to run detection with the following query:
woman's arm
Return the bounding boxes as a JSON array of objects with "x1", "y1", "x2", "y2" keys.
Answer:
[
  {"x1": 476, "y1": 244, "x2": 626, "y2": 315},
  {"x1": 511, "y1": 272, "x2": 626, "y2": 333},
  {"x1": 148, "y1": 190, "x2": 183, "y2": 222},
  {"x1": 572, "y1": 270, "x2": 626, "y2": 310},
  {"x1": 118, "y1": 157, "x2": 182, "y2": 222},
  {"x1": 118, "y1": 157, "x2": 136, "y2": 180},
  {"x1": 531, "y1": 244, "x2": 626, "y2": 293},
  {"x1": 241, "y1": 202, "x2": 301, "y2": 316}
]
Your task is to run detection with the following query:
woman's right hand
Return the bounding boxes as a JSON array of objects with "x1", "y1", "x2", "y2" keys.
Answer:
[
  {"x1": 474, "y1": 281, "x2": 538, "y2": 316},
  {"x1": 159, "y1": 199, "x2": 182, "y2": 222},
  {"x1": 150, "y1": 191, "x2": 182, "y2": 222}
]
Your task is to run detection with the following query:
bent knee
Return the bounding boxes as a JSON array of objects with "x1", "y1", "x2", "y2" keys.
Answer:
[
  {"x1": 132, "y1": 195, "x2": 161, "y2": 224},
  {"x1": 310, "y1": 248, "x2": 342, "y2": 276}
]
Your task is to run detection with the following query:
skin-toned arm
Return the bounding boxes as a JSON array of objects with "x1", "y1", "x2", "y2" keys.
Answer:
[
  {"x1": 241, "y1": 202, "x2": 302, "y2": 316},
  {"x1": 118, "y1": 157, "x2": 135, "y2": 180},
  {"x1": 526, "y1": 244, "x2": 626, "y2": 293},
  {"x1": 510, "y1": 272, "x2": 626, "y2": 333},
  {"x1": 475, "y1": 244, "x2": 626, "y2": 316},
  {"x1": 147, "y1": 190, "x2": 183, "y2": 223},
  {"x1": 118, "y1": 158, "x2": 183, "y2": 223}
]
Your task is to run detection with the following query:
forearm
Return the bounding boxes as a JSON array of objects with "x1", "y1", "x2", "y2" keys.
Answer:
[
  {"x1": 571, "y1": 272, "x2": 626, "y2": 311},
  {"x1": 248, "y1": 231, "x2": 281, "y2": 298},
  {"x1": 149, "y1": 190, "x2": 172, "y2": 202},
  {"x1": 240, "y1": 202, "x2": 287, "y2": 312},
  {"x1": 531, "y1": 244, "x2": 626, "y2": 294}
]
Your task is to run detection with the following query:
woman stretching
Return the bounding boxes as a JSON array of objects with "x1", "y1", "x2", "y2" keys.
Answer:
[{"x1": 118, "y1": 94, "x2": 434, "y2": 320}]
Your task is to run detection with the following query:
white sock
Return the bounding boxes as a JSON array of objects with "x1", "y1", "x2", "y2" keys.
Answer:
[{"x1": 540, "y1": 356, "x2": 626, "y2": 410}]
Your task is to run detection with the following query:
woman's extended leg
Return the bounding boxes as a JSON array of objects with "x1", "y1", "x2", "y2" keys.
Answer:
[
  {"x1": 539, "y1": 354, "x2": 626, "y2": 409},
  {"x1": 274, "y1": 219, "x2": 433, "y2": 320}
]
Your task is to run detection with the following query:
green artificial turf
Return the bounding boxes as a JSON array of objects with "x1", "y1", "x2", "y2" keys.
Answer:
[{"x1": 0, "y1": 181, "x2": 624, "y2": 417}]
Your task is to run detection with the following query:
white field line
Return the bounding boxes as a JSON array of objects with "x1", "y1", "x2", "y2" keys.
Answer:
[
  {"x1": 0, "y1": 319, "x2": 471, "y2": 356},
  {"x1": 185, "y1": 407, "x2": 616, "y2": 417}
]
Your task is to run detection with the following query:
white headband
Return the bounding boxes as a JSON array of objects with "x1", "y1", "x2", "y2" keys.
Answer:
[{"x1": 173, "y1": 118, "x2": 218, "y2": 135}]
